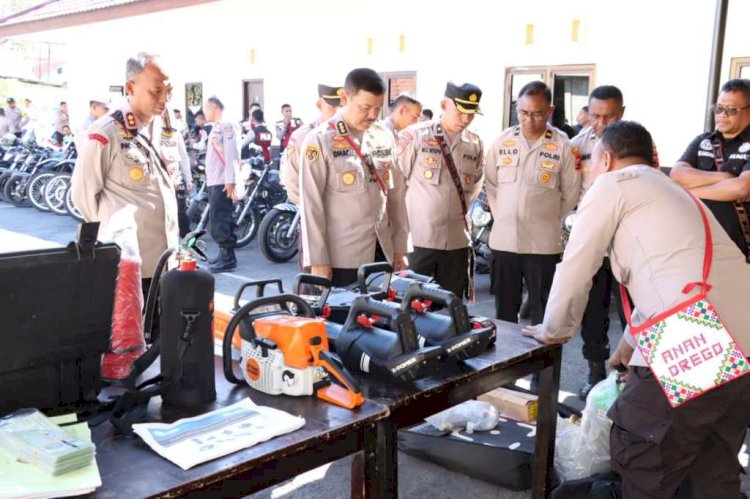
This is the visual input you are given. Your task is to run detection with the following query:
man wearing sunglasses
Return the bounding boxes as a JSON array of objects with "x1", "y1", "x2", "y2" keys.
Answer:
[{"x1": 671, "y1": 79, "x2": 750, "y2": 261}]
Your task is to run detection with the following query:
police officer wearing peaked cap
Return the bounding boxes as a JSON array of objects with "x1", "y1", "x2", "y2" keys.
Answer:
[
  {"x1": 396, "y1": 82, "x2": 484, "y2": 298},
  {"x1": 281, "y1": 83, "x2": 343, "y2": 206}
]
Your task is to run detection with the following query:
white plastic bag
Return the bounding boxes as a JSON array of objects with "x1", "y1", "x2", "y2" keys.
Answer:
[
  {"x1": 425, "y1": 400, "x2": 499, "y2": 434},
  {"x1": 554, "y1": 372, "x2": 623, "y2": 481}
]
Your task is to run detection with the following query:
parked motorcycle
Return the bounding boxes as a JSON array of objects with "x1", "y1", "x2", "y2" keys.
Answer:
[
  {"x1": 470, "y1": 189, "x2": 493, "y2": 274},
  {"x1": 258, "y1": 202, "x2": 299, "y2": 263},
  {"x1": 234, "y1": 157, "x2": 286, "y2": 248}
]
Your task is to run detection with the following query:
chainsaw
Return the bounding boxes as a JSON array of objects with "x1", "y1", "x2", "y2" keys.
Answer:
[{"x1": 222, "y1": 293, "x2": 364, "y2": 409}]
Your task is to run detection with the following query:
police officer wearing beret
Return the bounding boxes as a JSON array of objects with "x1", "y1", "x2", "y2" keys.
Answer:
[
  {"x1": 671, "y1": 78, "x2": 750, "y2": 262},
  {"x1": 485, "y1": 81, "x2": 580, "y2": 326},
  {"x1": 204, "y1": 96, "x2": 240, "y2": 273},
  {"x1": 396, "y1": 82, "x2": 484, "y2": 298},
  {"x1": 299, "y1": 68, "x2": 409, "y2": 286},
  {"x1": 72, "y1": 52, "x2": 179, "y2": 292}
]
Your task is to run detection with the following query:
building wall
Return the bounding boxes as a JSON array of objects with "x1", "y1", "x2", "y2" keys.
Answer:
[{"x1": 13, "y1": 0, "x2": 750, "y2": 163}]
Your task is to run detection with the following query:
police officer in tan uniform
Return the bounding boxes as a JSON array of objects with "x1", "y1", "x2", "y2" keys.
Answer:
[
  {"x1": 571, "y1": 85, "x2": 627, "y2": 398},
  {"x1": 384, "y1": 93, "x2": 422, "y2": 141},
  {"x1": 524, "y1": 121, "x2": 750, "y2": 499},
  {"x1": 396, "y1": 82, "x2": 483, "y2": 298},
  {"x1": 280, "y1": 84, "x2": 343, "y2": 205},
  {"x1": 299, "y1": 68, "x2": 409, "y2": 286},
  {"x1": 485, "y1": 80, "x2": 580, "y2": 325},
  {"x1": 72, "y1": 52, "x2": 179, "y2": 291},
  {"x1": 203, "y1": 96, "x2": 240, "y2": 273}
]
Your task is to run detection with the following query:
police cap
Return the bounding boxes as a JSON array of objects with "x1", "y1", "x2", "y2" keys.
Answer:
[
  {"x1": 445, "y1": 82, "x2": 482, "y2": 115},
  {"x1": 6, "y1": 97, "x2": 15, "y2": 104},
  {"x1": 318, "y1": 84, "x2": 344, "y2": 106}
]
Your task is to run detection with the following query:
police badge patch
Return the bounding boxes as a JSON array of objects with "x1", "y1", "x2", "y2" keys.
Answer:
[
  {"x1": 305, "y1": 145, "x2": 320, "y2": 162},
  {"x1": 700, "y1": 139, "x2": 712, "y2": 151}
]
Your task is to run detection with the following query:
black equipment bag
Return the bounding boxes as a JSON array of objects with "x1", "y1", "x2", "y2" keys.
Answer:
[{"x1": 0, "y1": 223, "x2": 119, "y2": 416}]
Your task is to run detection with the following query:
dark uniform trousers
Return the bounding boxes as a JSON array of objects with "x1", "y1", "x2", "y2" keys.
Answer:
[
  {"x1": 581, "y1": 258, "x2": 614, "y2": 361},
  {"x1": 492, "y1": 250, "x2": 559, "y2": 325},
  {"x1": 208, "y1": 185, "x2": 236, "y2": 250},
  {"x1": 176, "y1": 189, "x2": 190, "y2": 238},
  {"x1": 331, "y1": 243, "x2": 387, "y2": 288},
  {"x1": 409, "y1": 246, "x2": 469, "y2": 299},
  {"x1": 609, "y1": 366, "x2": 750, "y2": 498}
]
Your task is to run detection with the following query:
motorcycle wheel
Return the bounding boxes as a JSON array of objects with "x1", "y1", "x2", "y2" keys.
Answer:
[
  {"x1": 4, "y1": 175, "x2": 32, "y2": 207},
  {"x1": 44, "y1": 172, "x2": 71, "y2": 215},
  {"x1": 27, "y1": 171, "x2": 55, "y2": 212},
  {"x1": 0, "y1": 171, "x2": 13, "y2": 202},
  {"x1": 258, "y1": 208, "x2": 299, "y2": 263},
  {"x1": 234, "y1": 206, "x2": 259, "y2": 248},
  {"x1": 64, "y1": 185, "x2": 84, "y2": 221}
]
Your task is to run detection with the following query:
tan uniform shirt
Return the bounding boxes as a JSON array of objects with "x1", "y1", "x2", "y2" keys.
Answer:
[
  {"x1": 299, "y1": 114, "x2": 409, "y2": 268},
  {"x1": 5, "y1": 107, "x2": 22, "y2": 134},
  {"x1": 55, "y1": 110, "x2": 69, "y2": 133},
  {"x1": 485, "y1": 125, "x2": 580, "y2": 254},
  {"x1": 205, "y1": 122, "x2": 239, "y2": 186},
  {"x1": 570, "y1": 126, "x2": 597, "y2": 204},
  {"x1": 280, "y1": 118, "x2": 320, "y2": 205},
  {"x1": 543, "y1": 164, "x2": 750, "y2": 366},
  {"x1": 71, "y1": 103, "x2": 179, "y2": 278},
  {"x1": 396, "y1": 119, "x2": 484, "y2": 250}
]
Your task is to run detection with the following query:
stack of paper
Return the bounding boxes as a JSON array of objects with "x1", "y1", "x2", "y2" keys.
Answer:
[
  {"x1": 0, "y1": 413, "x2": 101, "y2": 498},
  {"x1": 0, "y1": 410, "x2": 95, "y2": 476}
]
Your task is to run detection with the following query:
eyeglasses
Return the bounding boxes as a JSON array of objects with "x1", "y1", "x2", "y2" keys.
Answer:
[
  {"x1": 517, "y1": 108, "x2": 548, "y2": 120},
  {"x1": 711, "y1": 104, "x2": 750, "y2": 116}
]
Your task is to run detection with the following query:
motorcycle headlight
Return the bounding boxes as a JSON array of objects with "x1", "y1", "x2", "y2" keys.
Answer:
[
  {"x1": 470, "y1": 205, "x2": 492, "y2": 227},
  {"x1": 562, "y1": 212, "x2": 577, "y2": 232}
]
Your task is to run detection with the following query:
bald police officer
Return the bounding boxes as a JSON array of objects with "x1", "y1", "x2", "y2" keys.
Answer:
[
  {"x1": 280, "y1": 84, "x2": 343, "y2": 206},
  {"x1": 485, "y1": 80, "x2": 580, "y2": 325},
  {"x1": 300, "y1": 68, "x2": 409, "y2": 286},
  {"x1": 384, "y1": 93, "x2": 422, "y2": 141},
  {"x1": 203, "y1": 96, "x2": 240, "y2": 273},
  {"x1": 72, "y1": 52, "x2": 179, "y2": 290},
  {"x1": 524, "y1": 121, "x2": 750, "y2": 499},
  {"x1": 396, "y1": 82, "x2": 484, "y2": 298}
]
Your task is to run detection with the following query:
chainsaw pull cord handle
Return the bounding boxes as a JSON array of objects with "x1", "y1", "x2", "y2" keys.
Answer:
[
  {"x1": 356, "y1": 262, "x2": 393, "y2": 294},
  {"x1": 292, "y1": 273, "x2": 333, "y2": 309},
  {"x1": 233, "y1": 278, "x2": 285, "y2": 310},
  {"x1": 401, "y1": 282, "x2": 471, "y2": 333},
  {"x1": 223, "y1": 294, "x2": 316, "y2": 384}
]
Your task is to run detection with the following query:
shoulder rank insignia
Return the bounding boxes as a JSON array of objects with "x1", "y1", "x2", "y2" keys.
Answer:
[
  {"x1": 125, "y1": 112, "x2": 137, "y2": 129},
  {"x1": 544, "y1": 129, "x2": 553, "y2": 139},
  {"x1": 513, "y1": 127, "x2": 520, "y2": 136},
  {"x1": 337, "y1": 121, "x2": 347, "y2": 135},
  {"x1": 614, "y1": 171, "x2": 639, "y2": 182}
]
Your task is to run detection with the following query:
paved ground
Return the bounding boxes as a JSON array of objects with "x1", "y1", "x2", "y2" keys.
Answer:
[{"x1": 1, "y1": 202, "x2": 747, "y2": 498}]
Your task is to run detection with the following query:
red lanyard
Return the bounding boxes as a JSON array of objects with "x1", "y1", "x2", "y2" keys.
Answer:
[{"x1": 328, "y1": 121, "x2": 386, "y2": 195}]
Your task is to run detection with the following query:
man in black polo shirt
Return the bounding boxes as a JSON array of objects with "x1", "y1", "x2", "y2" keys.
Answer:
[{"x1": 671, "y1": 78, "x2": 750, "y2": 261}]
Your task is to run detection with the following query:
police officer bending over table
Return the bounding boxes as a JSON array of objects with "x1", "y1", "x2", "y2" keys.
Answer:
[
  {"x1": 671, "y1": 78, "x2": 750, "y2": 262},
  {"x1": 72, "y1": 51, "x2": 179, "y2": 296},
  {"x1": 524, "y1": 121, "x2": 750, "y2": 499},
  {"x1": 300, "y1": 68, "x2": 409, "y2": 286},
  {"x1": 396, "y1": 82, "x2": 484, "y2": 298},
  {"x1": 204, "y1": 96, "x2": 240, "y2": 273},
  {"x1": 485, "y1": 81, "x2": 580, "y2": 325}
]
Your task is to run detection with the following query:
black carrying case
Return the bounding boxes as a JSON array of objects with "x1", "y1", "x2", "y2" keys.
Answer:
[
  {"x1": 398, "y1": 418, "x2": 539, "y2": 491},
  {"x1": 0, "y1": 233, "x2": 119, "y2": 416}
]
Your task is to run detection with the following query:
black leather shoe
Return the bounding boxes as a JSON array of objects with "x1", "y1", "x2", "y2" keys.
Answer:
[{"x1": 209, "y1": 250, "x2": 237, "y2": 273}]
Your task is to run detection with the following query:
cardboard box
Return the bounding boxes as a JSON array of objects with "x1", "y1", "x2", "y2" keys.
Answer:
[{"x1": 478, "y1": 387, "x2": 538, "y2": 423}]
